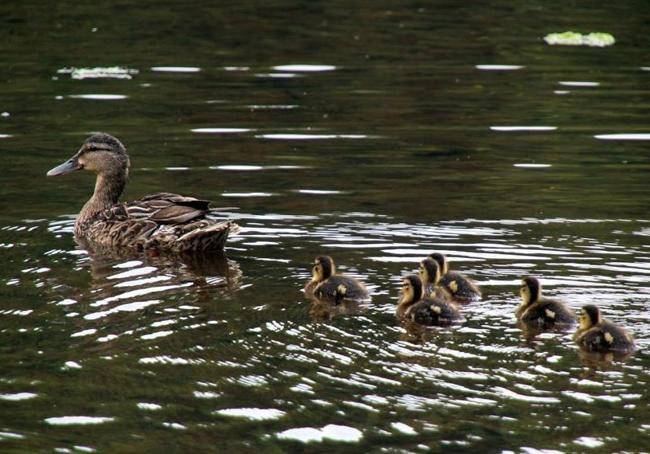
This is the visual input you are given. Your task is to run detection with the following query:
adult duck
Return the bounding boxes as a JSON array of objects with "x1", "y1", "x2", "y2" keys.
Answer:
[{"x1": 47, "y1": 133, "x2": 238, "y2": 253}]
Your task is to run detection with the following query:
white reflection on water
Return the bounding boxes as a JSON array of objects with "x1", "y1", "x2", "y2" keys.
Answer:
[
  {"x1": 272, "y1": 64, "x2": 336, "y2": 72},
  {"x1": 558, "y1": 81, "x2": 600, "y2": 87},
  {"x1": 276, "y1": 424, "x2": 362, "y2": 443},
  {"x1": 514, "y1": 163, "x2": 552, "y2": 168},
  {"x1": 191, "y1": 128, "x2": 253, "y2": 134},
  {"x1": 594, "y1": 133, "x2": 650, "y2": 140},
  {"x1": 256, "y1": 133, "x2": 370, "y2": 140},
  {"x1": 44, "y1": 416, "x2": 114, "y2": 425},
  {"x1": 490, "y1": 126, "x2": 557, "y2": 132},
  {"x1": 215, "y1": 408, "x2": 286, "y2": 421},
  {"x1": 68, "y1": 94, "x2": 127, "y2": 100},
  {"x1": 150, "y1": 66, "x2": 200, "y2": 72},
  {"x1": 475, "y1": 65, "x2": 524, "y2": 70}
]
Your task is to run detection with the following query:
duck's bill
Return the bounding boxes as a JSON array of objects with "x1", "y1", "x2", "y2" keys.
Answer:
[{"x1": 47, "y1": 158, "x2": 81, "y2": 176}]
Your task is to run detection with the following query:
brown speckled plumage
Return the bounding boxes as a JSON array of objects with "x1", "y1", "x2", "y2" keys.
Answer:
[{"x1": 47, "y1": 133, "x2": 238, "y2": 253}]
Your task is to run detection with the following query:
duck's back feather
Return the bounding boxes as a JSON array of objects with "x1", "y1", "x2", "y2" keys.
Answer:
[{"x1": 80, "y1": 192, "x2": 237, "y2": 252}]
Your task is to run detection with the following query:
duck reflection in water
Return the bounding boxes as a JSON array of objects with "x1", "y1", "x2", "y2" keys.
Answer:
[{"x1": 78, "y1": 240, "x2": 243, "y2": 304}]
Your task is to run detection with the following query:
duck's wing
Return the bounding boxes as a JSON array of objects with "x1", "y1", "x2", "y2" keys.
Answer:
[
  {"x1": 84, "y1": 193, "x2": 237, "y2": 252},
  {"x1": 126, "y1": 192, "x2": 210, "y2": 224}
]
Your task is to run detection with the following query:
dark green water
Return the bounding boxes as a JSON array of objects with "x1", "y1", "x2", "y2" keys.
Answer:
[{"x1": 1, "y1": 1, "x2": 650, "y2": 452}]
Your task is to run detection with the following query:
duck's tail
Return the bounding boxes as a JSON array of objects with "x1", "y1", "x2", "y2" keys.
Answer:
[{"x1": 175, "y1": 220, "x2": 240, "y2": 252}]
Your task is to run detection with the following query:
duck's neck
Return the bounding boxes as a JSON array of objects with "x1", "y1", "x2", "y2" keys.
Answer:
[{"x1": 75, "y1": 172, "x2": 126, "y2": 234}]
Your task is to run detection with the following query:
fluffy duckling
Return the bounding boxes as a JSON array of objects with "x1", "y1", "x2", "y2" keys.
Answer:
[
  {"x1": 397, "y1": 274, "x2": 461, "y2": 326},
  {"x1": 304, "y1": 255, "x2": 369, "y2": 302},
  {"x1": 429, "y1": 253, "x2": 481, "y2": 302},
  {"x1": 516, "y1": 277, "x2": 575, "y2": 329},
  {"x1": 574, "y1": 305, "x2": 635, "y2": 354},
  {"x1": 418, "y1": 258, "x2": 452, "y2": 299}
]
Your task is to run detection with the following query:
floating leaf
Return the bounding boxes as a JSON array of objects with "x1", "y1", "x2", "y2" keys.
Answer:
[{"x1": 543, "y1": 31, "x2": 615, "y2": 47}]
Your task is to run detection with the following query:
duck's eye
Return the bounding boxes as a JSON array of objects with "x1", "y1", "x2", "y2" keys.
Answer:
[{"x1": 86, "y1": 145, "x2": 98, "y2": 152}]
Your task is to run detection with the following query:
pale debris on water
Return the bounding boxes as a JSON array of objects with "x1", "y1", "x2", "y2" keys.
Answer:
[
  {"x1": 543, "y1": 32, "x2": 615, "y2": 47},
  {"x1": 57, "y1": 67, "x2": 139, "y2": 80}
]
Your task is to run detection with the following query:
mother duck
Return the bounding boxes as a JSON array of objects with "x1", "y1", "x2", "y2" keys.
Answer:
[{"x1": 47, "y1": 133, "x2": 238, "y2": 253}]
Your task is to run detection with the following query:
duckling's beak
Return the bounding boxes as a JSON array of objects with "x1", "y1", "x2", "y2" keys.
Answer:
[{"x1": 47, "y1": 154, "x2": 82, "y2": 176}]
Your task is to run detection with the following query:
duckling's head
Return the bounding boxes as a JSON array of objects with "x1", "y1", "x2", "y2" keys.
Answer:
[
  {"x1": 399, "y1": 274, "x2": 423, "y2": 305},
  {"x1": 311, "y1": 255, "x2": 335, "y2": 283},
  {"x1": 47, "y1": 133, "x2": 130, "y2": 178},
  {"x1": 580, "y1": 304, "x2": 601, "y2": 330},
  {"x1": 520, "y1": 276, "x2": 541, "y2": 306},
  {"x1": 419, "y1": 258, "x2": 441, "y2": 285},
  {"x1": 428, "y1": 252, "x2": 448, "y2": 274}
]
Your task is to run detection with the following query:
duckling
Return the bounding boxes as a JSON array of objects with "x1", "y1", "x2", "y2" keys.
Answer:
[
  {"x1": 574, "y1": 305, "x2": 635, "y2": 354},
  {"x1": 304, "y1": 255, "x2": 369, "y2": 302},
  {"x1": 47, "y1": 133, "x2": 238, "y2": 253},
  {"x1": 516, "y1": 277, "x2": 575, "y2": 329},
  {"x1": 418, "y1": 258, "x2": 452, "y2": 299},
  {"x1": 397, "y1": 274, "x2": 461, "y2": 326},
  {"x1": 429, "y1": 253, "x2": 481, "y2": 302}
]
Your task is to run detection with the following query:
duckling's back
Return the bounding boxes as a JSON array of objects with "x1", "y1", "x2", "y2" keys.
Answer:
[
  {"x1": 314, "y1": 275, "x2": 369, "y2": 302},
  {"x1": 577, "y1": 321, "x2": 635, "y2": 353},
  {"x1": 409, "y1": 297, "x2": 461, "y2": 326},
  {"x1": 439, "y1": 271, "x2": 481, "y2": 302},
  {"x1": 521, "y1": 298, "x2": 575, "y2": 329}
]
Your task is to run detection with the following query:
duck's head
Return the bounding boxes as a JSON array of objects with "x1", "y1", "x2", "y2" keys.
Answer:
[
  {"x1": 47, "y1": 133, "x2": 130, "y2": 178},
  {"x1": 419, "y1": 258, "x2": 441, "y2": 285},
  {"x1": 399, "y1": 274, "x2": 423, "y2": 305},
  {"x1": 579, "y1": 304, "x2": 601, "y2": 330},
  {"x1": 519, "y1": 276, "x2": 541, "y2": 306},
  {"x1": 428, "y1": 252, "x2": 448, "y2": 274},
  {"x1": 311, "y1": 255, "x2": 335, "y2": 283}
]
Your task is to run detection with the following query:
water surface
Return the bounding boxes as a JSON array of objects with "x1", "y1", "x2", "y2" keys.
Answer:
[{"x1": 1, "y1": 1, "x2": 650, "y2": 452}]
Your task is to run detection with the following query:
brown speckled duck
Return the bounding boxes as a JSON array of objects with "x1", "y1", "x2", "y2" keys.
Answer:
[{"x1": 47, "y1": 133, "x2": 238, "y2": 253}]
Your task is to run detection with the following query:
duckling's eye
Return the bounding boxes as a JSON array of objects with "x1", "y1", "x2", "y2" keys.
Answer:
[{"x1": 86, "y1": 145, "x2": 98, "y2": 152}]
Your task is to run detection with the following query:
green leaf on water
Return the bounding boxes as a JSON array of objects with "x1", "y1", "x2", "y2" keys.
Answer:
[{"x1": 543, "y1": 31, "x2": 615, "y2": 47}]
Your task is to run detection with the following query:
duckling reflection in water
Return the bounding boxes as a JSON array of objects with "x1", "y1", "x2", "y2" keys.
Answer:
[
  {"x1": 574, "y1": 304, "x2": 635, "y2": 354},
  {"x1": 428, "y1": 253, "x2": 481, "y2": 302},
  {"x1": 308, "y1": 297, "x2": 368, "y2": 322},
  {"x1": 46, "y1": 133, "x2": 238, "y2": 254},
  {"x1": 304, "y1": 255, "x2": 369, "y2": 303},
  {"x1": 397, "y1": 274, "x2": 461, "y2": 326},
  {"x1": 516, "y1": 277, "x2": 575, "y2": 331}
]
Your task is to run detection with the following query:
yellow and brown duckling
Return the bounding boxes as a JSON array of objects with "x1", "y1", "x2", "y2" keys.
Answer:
[
  {"x1": 516, "y1": 277, "x2": 575, "y2": 329},
  {"x1": 574, "y1": 305, "x2": 635, "y2": 354},
  {"x1": 47, "y1": 133, "x2": 238, "y2": 253},
  {"x1": 418, "y1": 258, "x2": 452, "y2": 299},
  {"x1": 429, "y1": 253, "x2": 481, "y2": 302},
  {"x1": 397, "y1": 274, "x2": 461, "y2": 326},
  {"x1": 304, "y1": 255, "x2": 369, "y2": 303}
]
